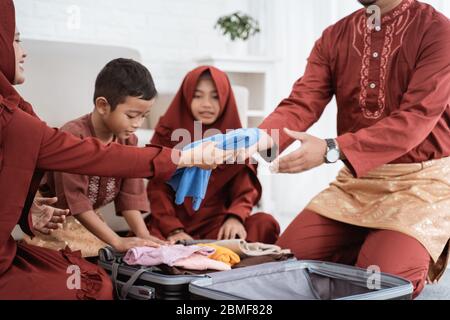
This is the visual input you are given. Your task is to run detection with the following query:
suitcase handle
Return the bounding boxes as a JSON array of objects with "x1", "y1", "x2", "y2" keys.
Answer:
[
  {"x1": 114, "y1": 280, "x2": 155, "y2": 300},
  {"x1": 111, "y1": 262, "x2": 156, "y2": 300}
]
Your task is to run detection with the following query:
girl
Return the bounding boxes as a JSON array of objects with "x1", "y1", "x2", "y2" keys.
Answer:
[{"x1": 146, "y1": 66, "x2": 280, "y2": 243}]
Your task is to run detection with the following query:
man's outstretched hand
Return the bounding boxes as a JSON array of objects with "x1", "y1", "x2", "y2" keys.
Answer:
[{"x1": 270, "y1": 128, "x2": 327, "y2": 174}]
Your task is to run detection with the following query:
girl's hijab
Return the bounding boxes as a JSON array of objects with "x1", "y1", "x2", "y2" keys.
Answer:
[{"x1": 152, "y1": 65, "x2": 242, "y2": 148}]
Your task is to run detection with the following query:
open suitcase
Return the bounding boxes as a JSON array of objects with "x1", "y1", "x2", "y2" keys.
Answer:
[
  {"x1": 98, "y1": 247, "x2": 413, "y2": 300},
  {"x1": 189, "y1": 260, "x2": 414, "y2": 300}
]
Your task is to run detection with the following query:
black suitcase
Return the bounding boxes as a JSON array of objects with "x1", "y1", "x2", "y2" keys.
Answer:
[{"x1": 98, "y1": 246, "x2": 209, "y2": 300}]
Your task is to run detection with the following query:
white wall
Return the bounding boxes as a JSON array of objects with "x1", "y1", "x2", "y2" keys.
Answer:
[{"x1": 14, "y1": 0, "x2": 249, "y2": 92}]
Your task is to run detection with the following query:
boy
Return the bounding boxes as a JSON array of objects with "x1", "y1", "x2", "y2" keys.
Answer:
[{"x1": 25, "y1": 58, "x2": 165, "y2": 257}]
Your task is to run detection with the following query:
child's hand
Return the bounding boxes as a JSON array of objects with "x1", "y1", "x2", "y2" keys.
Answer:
[
  {"x1": 217, "y1": 216, "x2": 247, "y2": 240},
  {"x1": 113, "y1": 237, "x2": 161, "y2": 253},
  {"x1": 177, "y1": 141, "x2": 237, "y2": 170},
  {"x1": 167, "y1": 231, "x2": 193, "y2": 243},
  {"x1": 31, "y1": 197, "x2": 68, "y2": 235},
  {"x1": 144, "y1": 234, "x2": 170, "y2": 245}
]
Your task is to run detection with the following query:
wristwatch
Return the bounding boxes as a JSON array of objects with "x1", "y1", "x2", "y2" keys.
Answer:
[{"x1": 324, "y1": 138, "x2": 340, "y2": 164}]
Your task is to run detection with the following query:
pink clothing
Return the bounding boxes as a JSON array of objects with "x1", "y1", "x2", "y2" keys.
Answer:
[
  {"x1": 173, "y1": 253, "x2": 231, "y2": 271},
  {"x1": 123, "y1": 245, "x2": 214, "y2": 266}
]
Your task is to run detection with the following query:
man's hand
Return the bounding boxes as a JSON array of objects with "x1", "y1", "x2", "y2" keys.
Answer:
[
  {"x1": 217, "y1": 216, "x2": 247, "y2": 240},
  {"x1": 271, "y1": 128, "x2": 327, "y2": 174},
  {"x1": 167, "y1": 231, "x2": 193, "y2": 243},
  {"x1": 31, "y1": 197, "x2": 68, "y2": 235}
]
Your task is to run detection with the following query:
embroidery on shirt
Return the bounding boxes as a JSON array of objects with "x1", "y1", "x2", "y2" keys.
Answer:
[
  {"x1": 355, "y1": 0, "x2": 414, "y2": 119},
  {"x1": 352, "y1": 14, "x2": 364, "y2": 57},
  {"x1": 88, "y1": 176, "x2": 100, "y2": 205},
  {"x1": 103, "y1": 178, "x2": 116, "y2": 206},
  {"x1": 381, "y1": 0, "x2": 414, "y2": 24},
  {"x1": 359, "y1": 16, "x2": 373, "y2": 118}
]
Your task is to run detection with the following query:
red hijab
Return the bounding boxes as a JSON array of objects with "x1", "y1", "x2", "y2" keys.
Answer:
[
  {"x1": 0, "y1": 0, "x2": 37, "y2": 136},
  {"x1": 0, "y1": 0, "x2": 41, "y2": 241},
  {"x1": 153, "y1": 66, "x2": 243, "y2": 147},
  {"x1": 151, "y1": 66, "x2": 261, "y2": 201}
]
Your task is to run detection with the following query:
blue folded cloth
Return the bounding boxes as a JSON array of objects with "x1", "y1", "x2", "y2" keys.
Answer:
[{"x1": 167, "y1": 128, "x2": 260, "y2": 211}]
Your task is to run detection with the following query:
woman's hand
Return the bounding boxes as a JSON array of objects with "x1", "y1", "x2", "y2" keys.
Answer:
[
  {"x1": 236, "y1": 129, "x2": 275, "y2": 163},
  {"x1": 217, "y1": 216, "x2": 247, "y2": 240},
  {"x1": 177, "y1": 141, "x2": 237, "y2": 170},
  {"x1": 112, "y1": 236, "x2": 162, "y2": 253},
  {"x1": 31, "y1": 197, "x2": 68, "y2": 235}
]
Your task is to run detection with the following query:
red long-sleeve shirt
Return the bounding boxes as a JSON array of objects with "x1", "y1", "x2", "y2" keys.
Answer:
[{"x1": 260, "y1": 0, "x2": 450, "y2": 177}]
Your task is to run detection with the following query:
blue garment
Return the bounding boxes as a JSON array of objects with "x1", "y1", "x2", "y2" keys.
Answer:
[{"x1": 167, "y1": 128, "x2": 260, "y2": 211}]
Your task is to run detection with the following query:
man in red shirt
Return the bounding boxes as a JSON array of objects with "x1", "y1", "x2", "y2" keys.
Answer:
[{"x1": 256, "y1": 0, "x2": 449, "y2": 298}]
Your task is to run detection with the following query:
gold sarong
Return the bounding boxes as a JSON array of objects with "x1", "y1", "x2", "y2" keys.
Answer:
[{"x1": 306, "y1": 157, "x2": 450, "y2": 281}]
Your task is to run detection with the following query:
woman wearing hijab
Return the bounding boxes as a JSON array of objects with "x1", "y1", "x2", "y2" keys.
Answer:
[
  {"x1": 0, "y1": 1, "x2": 229, "y2": 299},
  {"x1": 146, "y1": 66, "x2": 280, "y2": 243}
]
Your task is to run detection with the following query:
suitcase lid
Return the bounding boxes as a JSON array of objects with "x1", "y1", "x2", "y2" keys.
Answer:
[{"x1": 189, "y1": 259, "x2": 414, "y2": 300}]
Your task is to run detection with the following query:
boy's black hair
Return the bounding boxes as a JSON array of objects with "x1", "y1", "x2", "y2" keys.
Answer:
[{"x1": 93, "y1": 58, "x2": 157, "y2": 110}]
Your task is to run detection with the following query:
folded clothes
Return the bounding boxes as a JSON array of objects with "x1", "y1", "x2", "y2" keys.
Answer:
[
  {"x1": 155, "y1": 264, "x2": 218, "y2": 276},
  {"x1": 123, "y1": 244, "x2": 215, "y2": 267},
  {"x1": 155, "y1": 253, "x2": 295, "y2": 275},
  {"x1": 197, "y1": 243, "x2": 241, "y2": 266},
  {"x1": 175, "y1": 239, "x2": 216, "y2": 245},
  {"x1": 173, "y1": 253, "x2": 231, "y2": 271},
  {"x1": 232, "y1": 253, "x2": 295, "y2": 268},
  {"x1": 211, "y1": 239, "x2": 292, "y2": 258},
  {"x1": 168, "y1": 128, "x2": 260, "y2": 211}
]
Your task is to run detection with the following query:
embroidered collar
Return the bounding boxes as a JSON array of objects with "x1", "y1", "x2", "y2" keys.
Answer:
[{"x1": 381, "y1": 0, "x2": 415, "y2": 23}]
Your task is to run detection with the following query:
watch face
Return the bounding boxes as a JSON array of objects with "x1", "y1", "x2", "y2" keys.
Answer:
[{"x1": 326, "y1": 149, "x2": 340, "y2": 163}]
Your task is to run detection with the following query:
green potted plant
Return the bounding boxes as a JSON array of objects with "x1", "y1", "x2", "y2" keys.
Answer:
[{"x1": 214, "y1": 11, "x2": 261, "y2": 56}]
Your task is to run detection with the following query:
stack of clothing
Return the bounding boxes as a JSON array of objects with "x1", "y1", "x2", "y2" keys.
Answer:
[
  {"x1": 210, "y1": 239, "x2": 293, "y2": 268},
  {"x1": 123, "y1": 244, "x2": 240, "y2": 272},
  {"x1": 123, "y1": 240, "x2": 294, "y2": 275}
]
